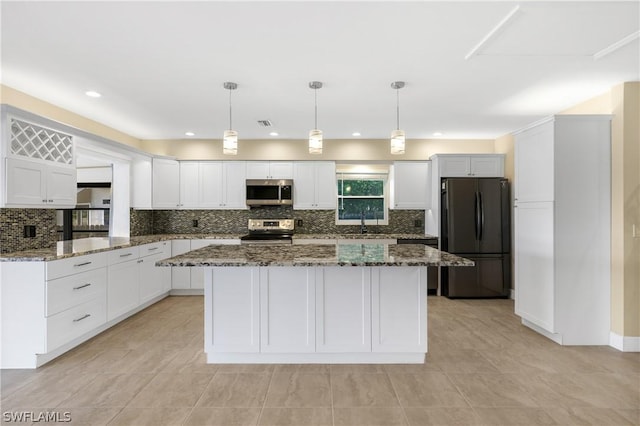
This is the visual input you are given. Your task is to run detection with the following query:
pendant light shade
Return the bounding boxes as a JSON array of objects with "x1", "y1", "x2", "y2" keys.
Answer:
[
  {"x1": 223, "y1": 129, "x2": 238, "y2": 155},
  {"x1": 223, "y1": 82, "x2": 238, "y2": 155},
  {"x1": 308, "y1": 81, "x2": 323, "y2": 154},
  {"x1": 309, "y1": 129, "x2": 323, "y2": 154},
  {"x1": 390, "y1": 81, "x2": 406, "y2": 155},
  {"x1": 390, "y1": 129, "x2": 406, "y2": 155}
]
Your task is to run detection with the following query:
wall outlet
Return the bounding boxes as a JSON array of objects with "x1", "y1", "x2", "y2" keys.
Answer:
[
  {"x1": 192, "y1": 220, "x2": 199, "y2": 228},
  {"x1": 23, "y1": 225, "x2": 36, "y2": 238},
  {"x1": 414, "y1": 219, "x2": 423, "y2": 228},
  {"x1": 296, "y1": 219, "x2": 303, "y2": 227}
]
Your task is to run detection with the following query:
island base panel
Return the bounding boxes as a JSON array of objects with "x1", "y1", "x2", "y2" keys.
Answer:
[{"x1": 206, "y1": 352, "x2": 426, "y2": 364}]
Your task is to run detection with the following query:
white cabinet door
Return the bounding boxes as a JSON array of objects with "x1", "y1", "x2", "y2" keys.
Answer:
[
  {"x1": 514, "y1": 121, "x2": 554, "y2": 202},
  {"x1": 314, "y1": 161, "x2": 337, "y2": 209},
  {"x1": 139, "y1": 252, "x2": 170, "y2": 303},
  {"x1": 207, "y1": 267, "x2": 260, "y2": 353},
  {"x1": 222, "y1": 161, "x2": 246, "y2": 208},
  {"x1": 131, "y1": 158, "x2": 153, "y2": 209},
  {"x1": 316, "y1": 267, "x2": 371, "y2": 352},
  {"x1": 152, "y1": 158, "x2": 180, "y2": 209},
  {"x1": 199, "y1": 162, "x2": 224, "y2": 208},
  {"x1": 179, "y1": 162, "x2": 200, "y2": 208},
  {"x1": 260, "y1": 267, "x2": 315, "y2": 353},
  {"x1": 470, "y1": 157, "x2": 504, "y2": 177},
  {"x1": 438, "y1": 156, "x2": 471, "y2": 177},
  {"x1": 246, "y1": 161, "x2": 293, "y2": 179},
  {"x1": 107, "y1": 259, "x2": 140, "y2": 321},
  {"x1": 293, "y1": 162, "x2": 316, "y2": 209},
  {"x1": 268, "y1": 162, "x2": 293, "y2": 179},
  {"x1": 371, "y1": 267, "x2": 427, "y2": 352},
  {"x1": 293, "y1": 161, "x2": 336, "y2": 209},
  {"x1": 393, "y1": 161, "x2": 430, "y2": 209},
  {"x1": 514, "y1": 201, "x2": 555, "y2": 333},
  {"x1": 245, "y1": 161, "x2": 270, "y2": 179},
  {"x1": 46, "y1": 165, "x2": 76, "y2": 206},
  {"x1": 5, "y1": 157, "x2": 47, "y2": 205}
]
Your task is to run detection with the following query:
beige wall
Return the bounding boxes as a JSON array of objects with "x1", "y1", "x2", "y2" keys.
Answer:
[
  {"x1": 139, "y1": 138, "x2": 496, "y2": 161},
  {"x1": 611, "y1": 83, "x2": 640, "y2": 337},
  {"x1": 0, "y1": 85, "x2": 142, "y2": 150}
]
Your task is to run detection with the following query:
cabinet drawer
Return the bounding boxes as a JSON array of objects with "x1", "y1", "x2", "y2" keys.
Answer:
[
  {"x1": 46, "y1": 297, "x2": 106, "y2": 352},
  {"x1": 139, "y1": 241, "x2": 169, "y2": 257},
  {"x1": 46, "y1": 252, "x2": 107, "y2": 280},
  {"x1": 46, "y1": 268, "x2": 107, "y2": 317},
  {"x1": 107, "y1": 246, "x2": 140, "y2": 265}
]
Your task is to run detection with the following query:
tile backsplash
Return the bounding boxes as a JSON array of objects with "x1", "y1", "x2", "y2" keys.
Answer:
[
  {"x1": 134, "y1": 207, "x2": 425, "y2": 235},
  {"x1": 0, "y1": 208, "x2": 58, "y2": 254},
  {"x1": 1, "y1": 206, "x2": 425, "y2": 254}
]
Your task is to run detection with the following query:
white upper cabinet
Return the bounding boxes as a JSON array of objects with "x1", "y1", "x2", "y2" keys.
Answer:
[
  {"x1": 179, "y1": 161, "x2": 200, "y2": 208},
  {"x1": 220, "y1": 161, "x2": 247, "y2": 209},
  {"x1": 130, "y1": 157, "x2": 153, "y2": 209},
  {"x1": 433, "y1": 154, "x2": 504, "y2": 177},
  {"x1": 391, "y1": 161, "x2": 431, "y2": 209},
  {"x1": 293, "y1": 161, "x2": 336, "y2": 210},
  {"x1": 246, "y1": 161, "x2": 293, "y2": 179},
  {"x1": 2, "y1": 113, "x2": 77, "y2": 208},
  {"x1": 152, "y1": 158, "x2": 180, "y2": 208},
  {"x1": 513, "y1": 121, "x2": 554, "y2": 202}
]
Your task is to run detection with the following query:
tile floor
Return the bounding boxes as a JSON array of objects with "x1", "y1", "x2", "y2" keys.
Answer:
[{"x1": 1, "y1": 296, "x2": 638, "y2": 425}]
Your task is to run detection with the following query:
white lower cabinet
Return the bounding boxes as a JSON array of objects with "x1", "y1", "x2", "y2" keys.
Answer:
[
  {"x1": 371, "y1": 267, "x2": 427, "y2": 353},
  {"x1": 206, "y1": 267, "x2": 260, "y2": 353},
  {"x1": 107, "y1": 257, "x2": 140, "y2": 321},
  {"x1": 316, "y1": 267, "x2": 371, "y2": 352},
  {"x1": 47, "y1": 297, "x2": 106, "y2": 352},
  {"x1": 204, "y1": 266, "x2": 427, "y2": 362},
  {"x1": 260, "y1": 267, "x2": 315, "y2": 353},
  {"x1": 139, "y1": 242, "x2": 171, "y2": 303}
]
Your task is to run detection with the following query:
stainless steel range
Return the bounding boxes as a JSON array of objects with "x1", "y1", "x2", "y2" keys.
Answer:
[{"x1": 240, "y1": 219, "x2": 294, "y2": 245}]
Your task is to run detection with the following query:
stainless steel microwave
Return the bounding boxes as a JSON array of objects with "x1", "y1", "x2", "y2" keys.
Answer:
[{"x1": 246, "y1": 179, "x2": 293, "y2": 206}]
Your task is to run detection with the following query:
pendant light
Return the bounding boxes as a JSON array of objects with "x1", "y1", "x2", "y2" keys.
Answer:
[
  {"x1": 390, "y1": 81, "x2": 406, "y2": 155},
  {"x1": 308, "y1": 81, "x2": 323, "y2": 155},
  {"x1": 223, "y1": 82, "x2": 238, "y2": 155}
]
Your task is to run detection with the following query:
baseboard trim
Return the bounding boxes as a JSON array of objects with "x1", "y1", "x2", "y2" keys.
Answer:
[{"x1": 609, "y1": 332, "x2": 640, "y2": 352}]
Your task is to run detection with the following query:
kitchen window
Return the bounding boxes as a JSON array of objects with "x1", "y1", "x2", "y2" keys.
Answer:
[{"x1": 336, "y1": 173, "x2": 388, "y2": 225}]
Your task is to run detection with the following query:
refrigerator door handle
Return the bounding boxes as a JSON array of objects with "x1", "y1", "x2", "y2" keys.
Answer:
[
  {"x1": 474, "y1": 191, "x2": 481, "y2": 240},
  {"x1": 478, "y1": 191, "x2": 484, "y2": 241}
]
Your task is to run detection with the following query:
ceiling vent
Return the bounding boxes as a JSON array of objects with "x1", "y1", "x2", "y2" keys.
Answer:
[{"x1": 257, "y1": 120, "x2": 272, "y2": 127}]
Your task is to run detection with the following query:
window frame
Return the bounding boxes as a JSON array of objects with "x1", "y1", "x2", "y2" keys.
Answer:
[{"x1": 335, "y1": 172, "x2": 389, "y2": 226}]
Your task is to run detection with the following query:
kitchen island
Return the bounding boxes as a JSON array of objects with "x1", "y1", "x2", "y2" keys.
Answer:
[{"x1": 158, "y1": 242, "x2": 473, "y2": 364}]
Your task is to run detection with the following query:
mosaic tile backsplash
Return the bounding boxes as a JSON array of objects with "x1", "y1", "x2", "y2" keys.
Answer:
[
  {"x1": 137, "y1": 207, "x2": 425, "y2": 235},
  {"x1": 0, "y1": 208, "x2": 58, "y2": 254},
  {"x1": 1, "y1": 206, "x2": 425, "y2": 254}
]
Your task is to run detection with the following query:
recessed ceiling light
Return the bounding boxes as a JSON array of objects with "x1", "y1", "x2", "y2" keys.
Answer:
[
  {"x1": 269, "y1": 132, "x2": 279, "y2": 136},
  {"x1": 433, "y1": 132, "x2": 443, "y2": 137},
  {"x1": 185, "y1": 132, "x2": 195, "y2": 136},
  {"x1": 85, "y1": 90, "x2": 101, "y2": 98},
  {"x1": 352, "y1": 132, "x2": 361, "y2": 137}
]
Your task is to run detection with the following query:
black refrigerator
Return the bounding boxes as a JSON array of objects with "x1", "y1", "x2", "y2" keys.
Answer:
[{"x1": 440, "y1": 177, "x2": 510, "y2": 298}]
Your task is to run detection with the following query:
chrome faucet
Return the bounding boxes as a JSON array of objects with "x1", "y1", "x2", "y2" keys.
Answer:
[{"x1": 360, "y1": 211, "x2": 368, "y2": 234}]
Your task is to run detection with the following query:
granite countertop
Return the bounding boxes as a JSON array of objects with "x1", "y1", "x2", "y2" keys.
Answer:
[
  {"x1": 0, "y1": 233, "x2": 438, "y2": 262},
  {"x1": 156, "y1": 242, "x2": 472, "y2": 267},
  {"x1": 293, "y1": 233, "x2": 436, "y2": 240},
  {"x1": 0, "y1": 234, "x2": 244, "y2": 262}
]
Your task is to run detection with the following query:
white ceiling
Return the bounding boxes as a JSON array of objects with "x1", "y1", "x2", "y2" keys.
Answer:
[{"x1": 1, "y1": 1, "x2": 638, "y2": 141}]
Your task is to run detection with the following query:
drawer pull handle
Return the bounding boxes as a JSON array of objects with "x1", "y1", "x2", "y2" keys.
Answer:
[
  {"x1": 120, "y1": 253, "x2": 133, "y2": 257},
  {"x1": 137, "y1": 259, "x2": 144, "y2": 264},
  {"x1": 73, "y1": 314, "x2": 91, "y2": 322},
  {"x1": 73, "y1": 261, "x2": 92, "y2": 267},
  {"x1": 73, "y1": 283, "x2": 92, "y2": 290},
  {"x1": 148, "y1": 247, "x2": 159, "y2": 251}
]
